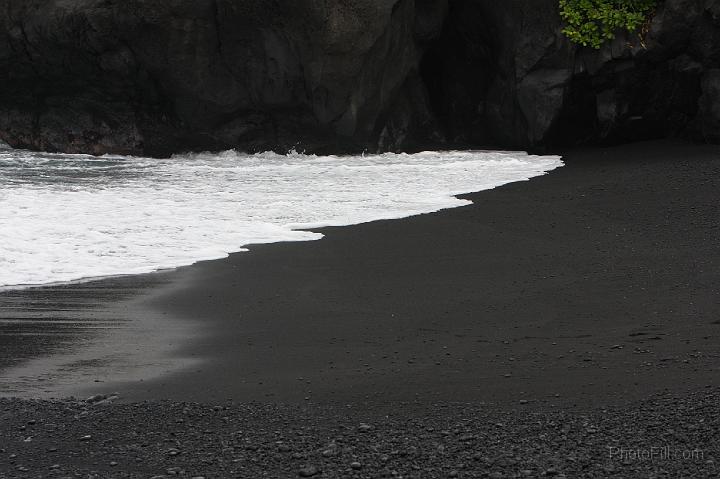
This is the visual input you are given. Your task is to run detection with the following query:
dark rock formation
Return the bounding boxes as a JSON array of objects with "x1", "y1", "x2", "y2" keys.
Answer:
[
  {"x1": 425, "y1": 0, "x2": 720, "y2": 149},
  {"x1": 0, "y1": 0, "x2": 719, "y2": 156},
  {"x1": 430, "y1": 0, "x2": 720, "y2": 147},
  {"x1": 0, "y1": 0, "x2": 447, "y2": 156}
]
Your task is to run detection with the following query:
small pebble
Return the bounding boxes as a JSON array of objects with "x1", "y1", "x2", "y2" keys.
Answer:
[{"x1": 299, "y1": 465, "x2": 319, "y2": 477}]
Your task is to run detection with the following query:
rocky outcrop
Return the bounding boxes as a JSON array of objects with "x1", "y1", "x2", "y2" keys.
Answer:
[
  {"x1": 0, "y1": 0, "x2": 719, "y2": 156},
  {"x1": 0, "y1": 0, "x2": 447, "y2": 156},
  {"x1": 424, "y1": 0, "x2": 720, "y2": 149}
]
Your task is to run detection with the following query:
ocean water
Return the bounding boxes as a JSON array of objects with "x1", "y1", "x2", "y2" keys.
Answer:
[{"x1": 0, "y1": 147, "x2": 563, "y2": 288}]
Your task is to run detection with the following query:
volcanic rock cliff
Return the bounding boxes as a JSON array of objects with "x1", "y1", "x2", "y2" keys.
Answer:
[{"x1": 0, "y1": 0, "x2": 718, "y2": 156}]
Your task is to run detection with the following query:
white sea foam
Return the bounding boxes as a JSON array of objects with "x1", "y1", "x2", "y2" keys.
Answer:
[{"x1": 0, "y1": 149, "x2": 563, "y2": 288}]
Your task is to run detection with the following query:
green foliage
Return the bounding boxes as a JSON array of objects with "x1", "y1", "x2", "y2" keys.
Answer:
[{"x1": 559, "y1": 0, "x2": 657, "y2": 49}]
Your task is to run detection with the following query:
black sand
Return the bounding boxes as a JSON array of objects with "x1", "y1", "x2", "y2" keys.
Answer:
[
  {"x1": 1, "y1": 140, "x2": 720, "y2": 477},
  {"x1": 106, "y1": 139, "x2": 720, "y2": 407}
]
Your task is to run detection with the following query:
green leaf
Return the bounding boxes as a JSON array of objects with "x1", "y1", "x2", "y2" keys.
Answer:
[{"x1": 559, "y1": 0, "x2": 656, "y2": 49}]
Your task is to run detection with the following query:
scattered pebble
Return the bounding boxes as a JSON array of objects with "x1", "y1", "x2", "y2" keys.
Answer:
[
  {"x1": 0, "y1": 391, "x2": 716, "y2": 478},
  {"x1": 357, "y1": 423, "x2": 373, "y2": 432},
  {"x1": 298, "y1": 465, "x2": 319, "y2": 477}
]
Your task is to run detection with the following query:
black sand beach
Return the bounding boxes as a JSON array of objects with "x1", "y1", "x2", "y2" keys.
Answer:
[
  {"x1": 1, "y1": 140, "x2": 720, "y2": 477},
  {"x1": 77, "y1": 139, "x2": 720, "y2": 407}
]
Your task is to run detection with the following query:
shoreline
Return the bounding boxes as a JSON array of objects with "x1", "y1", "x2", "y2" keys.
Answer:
[
  {"x1": 122, "y1": 139, "x2": 720, "y2": 408},
  {"x1": 2, "y1": 139, "x2": 718, "y2": 409},
  {"x1": 0, "y1": 147, "x2": 561, "y2": 292}
]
